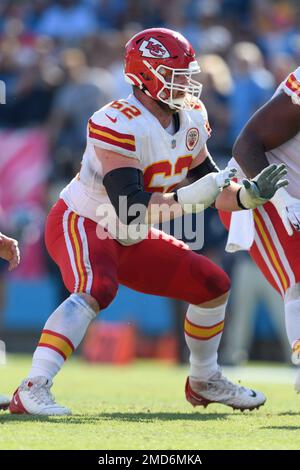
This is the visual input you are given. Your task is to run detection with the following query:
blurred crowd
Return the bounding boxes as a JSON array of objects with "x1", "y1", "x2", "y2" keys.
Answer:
[
  {"x1": 0, "y1": 0, "x2": 298, "y2": 362},
  {"x1": 1, "y1": 0, "x2": 300, "y2": 183}
]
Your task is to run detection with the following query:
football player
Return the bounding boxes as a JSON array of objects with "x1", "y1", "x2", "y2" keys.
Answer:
[
  {"x1": 219, "y1": 66, "x2": 300, "y2": 391},
  {"x1": 0, "y1": 232, "x2": 20, "y2": 410},
  {"x1": 10, "y1": 28, "x2": 287, "y2": 415}
]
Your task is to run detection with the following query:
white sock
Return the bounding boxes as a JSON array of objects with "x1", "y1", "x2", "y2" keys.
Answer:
[
  {"x1": 184, "y1": 301, "x2": 226, "y2": 381},
  {"x1": 28, "y1": 294, "x2": 98, "y2": 381},
  {"x1": 284, "y1": 283, "x2": 300, "y2": 348}
]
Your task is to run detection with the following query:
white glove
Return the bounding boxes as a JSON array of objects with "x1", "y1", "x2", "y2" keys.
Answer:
[
  {"x1": 271, "y1": 187, "x2": 300, "y2": 236},
  {"x1": 176, "y1": 168, "x2": 237, "y2": 213}
]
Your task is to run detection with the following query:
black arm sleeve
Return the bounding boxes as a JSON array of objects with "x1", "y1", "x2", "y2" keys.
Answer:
[
  {"x1": 186, "y1": 155, "x2": 219, "y2": 184},
  {"x1": 103, "y1": 167, "x2": 152, "y2": 225}
]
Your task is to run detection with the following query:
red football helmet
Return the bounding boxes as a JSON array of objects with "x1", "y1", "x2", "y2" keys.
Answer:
[{"x1": 124, "y1": 28, "x2": 202, "y2": 110}]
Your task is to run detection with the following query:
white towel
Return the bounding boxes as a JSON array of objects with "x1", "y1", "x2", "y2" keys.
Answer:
[
  {"x1": 225, "y1": 209, "x2": 255, "y2": 252},
  {"x1": 224, "y1": 157, "x2": 255, "y2": 253}
]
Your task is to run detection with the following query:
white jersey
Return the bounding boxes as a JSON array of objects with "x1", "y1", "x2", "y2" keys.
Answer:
[
  {"x1": 265, "y1": 67, "x2": 300, "y2": 199},
  {"x1": 60, "y1": 93, "x2": 211, "y2": 243}
]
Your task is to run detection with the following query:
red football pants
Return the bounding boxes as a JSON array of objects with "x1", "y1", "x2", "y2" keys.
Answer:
[
  {"x1": 45, "y1": 199, "x2": 230, "y2": 309},
  {"x1": 219, "y1": 202, "x2": 300, "y2": 298}
]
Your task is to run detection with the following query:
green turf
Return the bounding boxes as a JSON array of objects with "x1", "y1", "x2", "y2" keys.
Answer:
[{"x1": 0, "y1": 355, "x2": 300, "y2": 450}]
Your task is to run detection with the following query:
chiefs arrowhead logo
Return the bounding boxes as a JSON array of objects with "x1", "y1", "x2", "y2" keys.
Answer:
[{"x1": 139, "y1": 38, "x2": 170, "y2": 59}]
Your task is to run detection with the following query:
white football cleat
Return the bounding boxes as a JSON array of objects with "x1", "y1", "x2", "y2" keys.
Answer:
[
  {"x1": 9, "y1": 376, "x2": 71, "y2": 416},
  {"x1": 186, "y1": 369, "x2": 266, "y2": 411},
  {"x1": 0, "y1": 394, "x2": 10, "y2": 410}
]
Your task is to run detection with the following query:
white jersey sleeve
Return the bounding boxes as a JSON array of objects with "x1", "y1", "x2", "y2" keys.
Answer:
[
  {"x1": 282, "y1": 67, "x2": 300, "y2": 106},
  {"x1": 198, "y1": 100, "x2": 212, "y2": 141},
  {"x1": 88, "y1": 102, "x2": 140, "y2": 160}
]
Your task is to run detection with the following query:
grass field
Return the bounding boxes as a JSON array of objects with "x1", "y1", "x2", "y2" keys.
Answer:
[{"x1": 1, "y1": 355, "x2": 300, "y2": 450}]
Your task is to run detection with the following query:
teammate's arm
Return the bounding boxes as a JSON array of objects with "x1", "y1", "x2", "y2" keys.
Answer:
[
  {"x1": 0, "y1": 233, "x2": 20, "y2": 271},
  {"x1": 234, "y1": 92, "x2": 300, "y2": 234},
  {"x1": 233, "y1": 92, "x2": 300, "y2": 177}
]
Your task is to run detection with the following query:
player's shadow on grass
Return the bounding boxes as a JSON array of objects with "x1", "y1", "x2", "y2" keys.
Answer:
[
  {"x1": 261, "y1": 426, "x2": 300, "y2": 431},
  {"x1": 94, "y1": 412, "x2": 232, "y2": 423},
  {"x1": 278, "y1": 412, "x2": 300, "y2": 417},
  {"x1": 0, "y1": 411, "x2": 235, "y2": 424}
]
